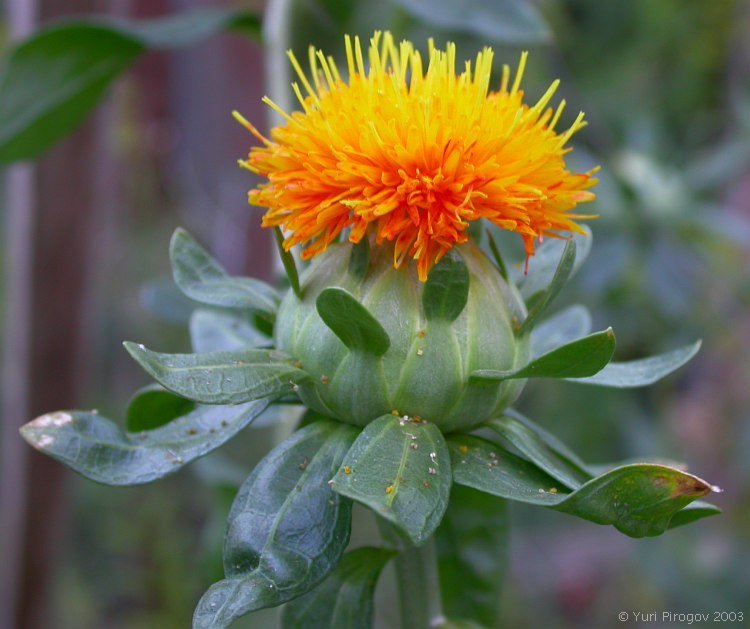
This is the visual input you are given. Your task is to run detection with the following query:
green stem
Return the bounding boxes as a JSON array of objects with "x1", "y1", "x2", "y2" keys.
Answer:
[
  {"x1": 379, "y1": 520, "x2": 445, "y2": 629},
  {"x1": 393, "y1": 536, "x2": 445, "y2": 629}
]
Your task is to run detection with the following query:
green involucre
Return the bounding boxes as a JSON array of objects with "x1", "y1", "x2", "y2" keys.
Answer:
[{"x1": 275, "y1": 241, "x2": 529, "y2": 430}]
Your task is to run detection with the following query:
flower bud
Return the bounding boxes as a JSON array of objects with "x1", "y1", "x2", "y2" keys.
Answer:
[{"x1": 275, "y1": 240, "x2": 529, "y2": 431}]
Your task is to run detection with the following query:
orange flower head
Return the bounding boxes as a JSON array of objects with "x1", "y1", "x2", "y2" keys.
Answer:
[{"x1": 235, "y1": 32, "x2": 598, "y2": 281}]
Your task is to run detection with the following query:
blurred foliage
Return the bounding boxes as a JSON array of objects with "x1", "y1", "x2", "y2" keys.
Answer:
[{"x1": 3, "y1": 0, "x2": 749, "y2": 627}]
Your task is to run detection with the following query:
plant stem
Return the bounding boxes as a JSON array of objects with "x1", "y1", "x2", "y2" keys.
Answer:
[
  {"x1": 393, "y1": 536, "x2": 445, "y2": 629},
  {"x1": 378, "y1": 519, "x2": 445, "y2": 629}
]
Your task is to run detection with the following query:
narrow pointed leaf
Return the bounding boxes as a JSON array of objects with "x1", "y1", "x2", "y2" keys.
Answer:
[
  {"x1": 348, "y1": 237, "x2": 371, "y2": 281},
  {"x1": 502, "y1": 409, "x2": 591, "y2": 473},
  {"x1": 485, "y1": 415, "x2": 590, "y2": 489},
  {"x1": 516, "y1": 225, "x2": 592, "y2": 298},
  {"x1": 485, "y1": 229, "x2": 509, "y2": 280},
  {"x1": 281, "y1": 547, "x2": 395, "y2": 629},
  {"x1": 422, "y1": 249, "x2": 470, "y2": 322},
  {"x1": 19, "y1": 401, "x2": 267, "y2": 485},
  {"x1": 124, "y1": 343, "x2": 309, "y2": 404},
  {"x1": 567, "y1": 340, "x2": 701, "y2": 388},
  {"x1": 316, "y1": 288, "x2": 390, "y2": 356},
  {"x1": 170, "y1": 228, "x2": 278, "y2": 318},
  {"x1": 436, "y1": 485, "x2": 508, "y2": 627},
  {"x1": 449, "y1": 435, "x2": 717, "y2": 537},
  {"x1": 189, "y1": 309, "x2": 269, "y2": 353},
  {"x1": 448, "y1": 435, "x2": 566, "y2": 505},
  {"x1": 193, "y1": 421, "x2": 357, "y2": 628},
  {"x1": 331, "y1": 415, "x2": 451, "y2": 545},
  {"x1": 666, "y1": 500, "x2": 722, "y2": 529},
  {"x1": 274, "y1": 227, "x2": 301, "y2": 297},
  {"x1": 471, "y1": 328, "x2": 615, "y2": 382},
  {"x1": 518, "y1": 239, "x2": 576, "y2": 333},
  {"x1": 0, "y1": 9, "x2": 260, "y2": 163},
  {"x1": 126, "y1": 384, "x2": 195, "y2": 432},
  {"x1": 530, "y1": 304, "x2": 592, "y2": 359}
]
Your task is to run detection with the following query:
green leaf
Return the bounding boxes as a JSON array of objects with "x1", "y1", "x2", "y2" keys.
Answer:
[
  {"x1": 348, "y1": 237, "x2": 371, "y2": 281},
  {"x1": 316, "y1": 288, "x2": 390, "y2": 356},
  {"x1": 529, "y1": 304, "x2": 592, "y2": 359},
  {"x1": 0, "y1": 24, "x2": 143, "y2": 163},
  {"x1": 170, "y1": 228, "x2": 279, "y2": 319},
  {"x1": 0, "y1": 9, "x2": 260, "y2": 163},
  {"x1": 193, "y1": 421, "x2": 357, "y2": 628},
  {"x1": 189, "y1": 309, "x2": 269, "y2": 353},
  {"x1": 123, "y1": 343, "x2": 309, "y2": 404},
  {"x1": 281, "y1": 547, "x2": 395, "y2": 629},
  {"x1": 551, "y1": 464, "x2": 716, "y2": 538},
  {"x1": 274, "y1": 227, "x2": 301, "y2": 298},
  {"x1": 471, "y1": 328, "x2": 616, "y2": 382},
  {"x1": 666, "y1": 500, "x2": 722, "y2": 529},
  {"x1": 485, "y1": 415, "x2": 590, "y2": 489},
  {"x1": 126, "y1": 384, "x2": 195, "y2": 432},
  {"x1": 331, "y1": 415, "x2": 451, "y2": 545},
  {"x1": 388, "y1": 0, "x2": 551, "y2": 45},
  {"x1": 518, "y1": 239, "x2": 576, "y2": 334},
  {"x1": 502, "y1": 409, "x2": 591, "y2": 474},
  {"x1": 19, "y1": 401, "x2": 267, "y2": 485},
  {"x1": 485, "y1": 229, "x2": 509, "y2": 281},
  {"x1": 449, "y1": 435, "x2": 718, "y2": 537},
  {"x1": 567, "y1": 340, "x2": 701, "y2": 388},
  {"x1": 448, "y1": 435, "x2": 566, "y2": 505},
  {"x1": 436, "y1": 485, "x2": 508, "y2": 627},
  {"x1": 516, "y1": 226, "x2": 592, "y2": 300},
  {"x1": 422, "y1": 249, "x2": 470, "y2": 322}
]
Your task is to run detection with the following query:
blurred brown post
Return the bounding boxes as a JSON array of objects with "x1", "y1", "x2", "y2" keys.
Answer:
[{"x1": 1, "y1": 1, "x2": 102, "y2": 627}]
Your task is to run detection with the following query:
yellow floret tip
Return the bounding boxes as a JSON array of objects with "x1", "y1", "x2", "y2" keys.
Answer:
[{"x1": 236, "y1": 32, "x2": 598, "y2": 281}]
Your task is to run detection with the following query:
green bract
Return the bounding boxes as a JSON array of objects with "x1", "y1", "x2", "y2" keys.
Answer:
[{"x1": 275, "y1": 240, "x2": 529, "y2": 431}]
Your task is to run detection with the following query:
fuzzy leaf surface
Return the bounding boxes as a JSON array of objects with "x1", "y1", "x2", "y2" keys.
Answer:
[
  {"x1": 19, "y1": 401, "x2": 267, "y2": 485},
  {"x1": 449, "y1": 435, "x2": 717, "y2": 537},
  {"x1": 193, "y1": 421, "x2": 357, "y2": 627},
  {"x1": 170, "y1": 228, "x2": 278, "y2": 318},
  {"x1": 331, "y1": 415, "x2": 451, "y2": 545},
  {"x1": 471, "y1": 328, "x2": 615, "y2": 382},
  {"x1": 567, "y1": 340, "x2": 701, "y2": 388},
  {"x1": 124, "y1": 343, "x2": 309, "y2": 404}
]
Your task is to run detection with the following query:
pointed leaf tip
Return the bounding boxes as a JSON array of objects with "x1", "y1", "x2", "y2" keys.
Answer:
[
  {"x1": 274, "y1": 227, "x2": 301, "y2": 297},
  {"x1": 471, "y1": 328, "x2": 616, "y2": 382},
  {"x1": 567, "y1": 339, "x2": 702, "y2": 388},
  {"x1": 170, "y1": 227, "x2": 278, "y2": 318}
]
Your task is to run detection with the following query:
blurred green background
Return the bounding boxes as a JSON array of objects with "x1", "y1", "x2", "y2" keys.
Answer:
[{"x1": 1, "y1": 0, "x2": 748, "y2": 627}]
